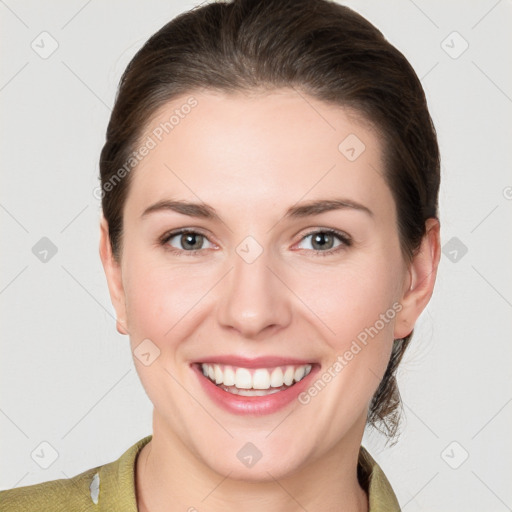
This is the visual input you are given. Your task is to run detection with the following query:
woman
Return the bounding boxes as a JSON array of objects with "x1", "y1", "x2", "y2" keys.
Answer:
[{"x1": 0, "y1": 0, "x2": 441, "y2": 510}]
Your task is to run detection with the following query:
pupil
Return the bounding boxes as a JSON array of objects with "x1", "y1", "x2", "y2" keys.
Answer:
[
  {"x1": 182, "y1": 233, "x2": 202, "y2": 250},
  {"x1": 313, "y1": 233, "x2": 333, "y2": 250}
]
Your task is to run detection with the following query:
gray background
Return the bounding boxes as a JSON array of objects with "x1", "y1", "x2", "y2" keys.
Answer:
[{"x1": 1, "y1": 0, "x2": 511, "y2": 510}]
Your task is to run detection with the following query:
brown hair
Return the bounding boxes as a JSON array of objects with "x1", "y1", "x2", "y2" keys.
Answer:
[{"x1": 99, "y1": 0, "x2": 440, "y2": 441}]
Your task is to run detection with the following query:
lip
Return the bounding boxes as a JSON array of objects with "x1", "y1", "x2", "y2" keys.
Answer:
[
  {"x1": 196, "y1": 355, "x2": 315, "y2": 369},
  {"x1": 191, "y1": 358, "x2": 319, "y2": 416}
]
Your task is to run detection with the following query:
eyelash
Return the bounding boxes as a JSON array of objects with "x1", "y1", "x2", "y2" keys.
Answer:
[{"x1": 159, "y1": 228, "x2": 352, "y2": 257}]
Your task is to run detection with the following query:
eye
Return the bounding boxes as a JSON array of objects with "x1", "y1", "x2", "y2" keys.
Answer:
[
  {"x1": 296, "y1": 229, "x2": 351, "y2": 254},
  {"x1": 160, "y1": 229, "x2": 215, "y2": 254},
  {"x1": 159, "y1": 228, "x2": 351, "y2": 256}
]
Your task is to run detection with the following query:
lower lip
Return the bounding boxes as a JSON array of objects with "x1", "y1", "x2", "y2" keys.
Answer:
[{"x1": 192, "y1": 364, "x2": 318, "y2": 415}]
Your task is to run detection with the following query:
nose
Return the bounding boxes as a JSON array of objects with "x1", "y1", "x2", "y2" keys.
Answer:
[{"x1": 216, "y1": 242, "x2": 292, "y2": 339}]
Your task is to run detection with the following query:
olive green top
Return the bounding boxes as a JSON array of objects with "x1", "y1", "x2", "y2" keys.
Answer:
[{"x1": 0, "y1": 435, "x2": 401, "y2": 511}]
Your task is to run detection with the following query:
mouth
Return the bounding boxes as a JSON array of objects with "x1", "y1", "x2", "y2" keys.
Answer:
[
  {"x1": 192, "y1": 358, "x2": 318, "y2": 415},
  {"x1": 199, "y1": 362, "x2": 313, "y2": 396}
]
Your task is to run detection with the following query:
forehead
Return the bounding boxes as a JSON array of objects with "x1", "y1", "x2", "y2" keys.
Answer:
[{"x1": 125, "y1": 89, "x2": 394, "y2": 219}]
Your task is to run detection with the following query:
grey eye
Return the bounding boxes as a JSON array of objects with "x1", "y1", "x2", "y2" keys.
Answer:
[
  {"x1": 298, "y1": 231, "x2": 344, "y2": 251},
  {"x1": 167, "y1": 232, "x2": 213, "y2": 251}
]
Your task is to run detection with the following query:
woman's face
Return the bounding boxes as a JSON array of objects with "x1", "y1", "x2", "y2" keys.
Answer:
[{"x1": 102, "y1": 89, "x2": 416, "y2": 479}]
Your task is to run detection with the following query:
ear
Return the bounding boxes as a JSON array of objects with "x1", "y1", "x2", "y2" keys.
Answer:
[
  {"x1": 98, "y1": 215, "x2": 129, "y2": 335},
  {"x1": 394, "y1": 218, "x2": 441, "y2": 339}
]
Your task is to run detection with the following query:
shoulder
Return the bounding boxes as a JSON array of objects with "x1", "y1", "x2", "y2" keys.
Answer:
[
  {"x1": 358, "y1": 445, "x2": 401, "y2": 511},
  {"x1": 0, "y1": 435, "x2": 152, "y2": 512},
  {"x1": 0, "y1": 465, "x2": 99, "y2": 512}
]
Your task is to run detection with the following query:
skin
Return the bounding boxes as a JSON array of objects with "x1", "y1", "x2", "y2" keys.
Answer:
[{"x1": 99, "y1": 89, "x2": 440, "y2": 512}]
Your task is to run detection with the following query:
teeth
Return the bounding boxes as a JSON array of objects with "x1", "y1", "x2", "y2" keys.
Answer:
[
  {"x1": 270, "y1": 367, "x2": 284, "y2": 387},
  {"x1": 200, "y1": 363, "x2": 312, "y2": 390},
  {"x1": 235, "y1": 368, "x2": 252, "y2": 389},
  {"x1": 214, "y1": 364, "x2": 223, "y2": 384},
  {"x1": 233, "y1": 388, "x2": 282, "y2": 396},
  {"x1": 223, "y1": 366, "x2": 235, "y2": 386},
  {"x1": 294, "y1": 366, "x2": 305, "y2": 382},
  {"x1": 283, "y1": 366, "x2": 294, "y2": 385},
  {"x1": 253, "y1": 369, "x2": 270, "y2": 389}
]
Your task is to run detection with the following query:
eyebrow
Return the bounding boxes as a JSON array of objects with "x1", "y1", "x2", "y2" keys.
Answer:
[{"x1": 141, "y1": 198, "x2": 373, "y2": 221}]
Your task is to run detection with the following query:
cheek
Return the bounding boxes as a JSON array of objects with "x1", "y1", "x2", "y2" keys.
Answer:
[
  {"x1": 291, "y1": 264, "x2": 400, "y2": 434},
  {"x1": 122, "y1": 258, "x2": 206, "y2": 400},
  {"x1": 123, "y1": 253, "x2": 205, "y2": 337},
  {"x1": 294, "y1": 257, "x2": 401, "y2": 342},
  {"x1": 122, "y1": 254, "x2": 222, "y2": 381},
  {"x1": 124, "y1": 269, "x2": 170, "y2": 340},
  {"x1": 290, "y1": 253, "x2": 402, "y2": 406}
]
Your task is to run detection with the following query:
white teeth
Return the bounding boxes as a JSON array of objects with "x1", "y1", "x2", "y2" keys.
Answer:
[
  {"x1": 200, "y1": 363, "x2": 313, "y2": 390},
  {"x1": 214, "y1": 364, "x2": 223, "y2": 384},
  {"x1": 283, "y1": 366, "x2": 295, "y2": 386},
  {"x1": 253, "y1": 369, "x2": 271, "y2": 389},
  {"x1": 235, "y1": 368, "x2": 252, "y2": 389},
  {"x1": 217, "y1": 386, "x2": 283, "y2": 396},
  {"x1": 223, "y1": 366, "x2": 235, "y2": 386},
  {"x1": 270, "y1": 367, "x2": 284, "y2": 388},
  {"x1": 237, "y1": 388, "x2": 281, "y2": 396},
  {"x1": 294, "y1": 366, "x2": 305, "y2": 382}
]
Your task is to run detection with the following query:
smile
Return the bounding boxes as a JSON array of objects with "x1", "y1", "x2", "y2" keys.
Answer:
[
  {"x1": 193, "y1": 358, "x2": 318, "y2": 415},
  {"x1": 200, "y1": 363, "x2": 313, "y2": 396}
]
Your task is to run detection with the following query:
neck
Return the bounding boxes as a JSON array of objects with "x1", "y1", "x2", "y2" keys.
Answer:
[{"x1": 136, "y1": 413, "x2": 369, "y2": 512}]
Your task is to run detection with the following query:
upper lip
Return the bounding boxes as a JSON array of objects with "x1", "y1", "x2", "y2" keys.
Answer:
[{"x1": 194, "y1": 355, "x2": 317, "y2": 368}]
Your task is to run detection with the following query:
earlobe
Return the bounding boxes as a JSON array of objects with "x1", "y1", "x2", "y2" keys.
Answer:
[
  {"x1": 98, "y1": 216, "x2": 129, "y2": 336},
  {"x1": 394, "y1": 218, "x2": 441, "y2": 339}
]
